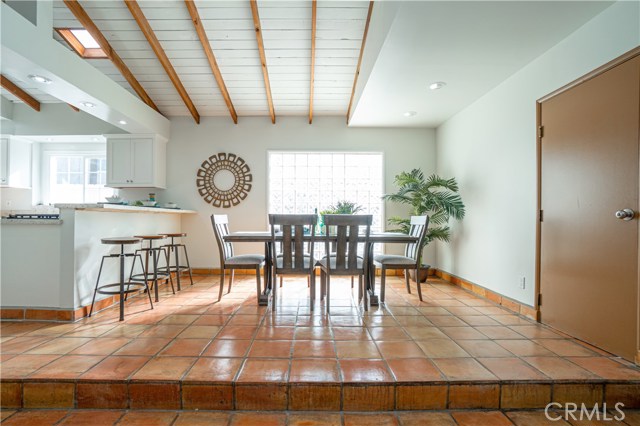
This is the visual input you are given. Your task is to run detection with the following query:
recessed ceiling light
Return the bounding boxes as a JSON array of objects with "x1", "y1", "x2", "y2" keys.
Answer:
[
  {"x1": 429, "y1": 81, "x2": 446, "y2": 90},
  {"x1": 29, "y1": 74, "x2": 52, "y2": 84},
  {"x1": 81, "y1": 101, "x2": 95, "y2": 108},
  {"x1": 118, "y1": 120, "x2": 127, "y2": 125},
  {"x1": 92, "y1": 137, "x2": 99, "y2": 142},
  {"x1": 46, "y1": 137, "x2": 53, "y2": 142},
  {"x1": 403, "y1": 111, "x2": 417, "y2": 117}
]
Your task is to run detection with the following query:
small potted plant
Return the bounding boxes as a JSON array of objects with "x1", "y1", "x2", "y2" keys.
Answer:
[
  {"x1": 383, "y1": 169, "x2": 465, "y2": 282},
  {"x1": 319, "y1": 200, "x2": 363, "y2": 234}
]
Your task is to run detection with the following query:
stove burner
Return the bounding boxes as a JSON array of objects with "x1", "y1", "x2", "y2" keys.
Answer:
[{"x1": 7, "y1": 214, "x2": 60, "y2": 220}]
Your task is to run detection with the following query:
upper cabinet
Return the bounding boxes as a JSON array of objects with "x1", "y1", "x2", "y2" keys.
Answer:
[
  {"x1": 105, "y1": 135, "x2": 166, "y2": 188},
  {"x1": 0, "y1": 136, "x2": 32, "y2": 189}
]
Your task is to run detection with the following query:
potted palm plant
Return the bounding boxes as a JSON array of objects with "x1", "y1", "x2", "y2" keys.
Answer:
[{"x1": 383, "y1": 169, "x2": 465, "y2": 282}]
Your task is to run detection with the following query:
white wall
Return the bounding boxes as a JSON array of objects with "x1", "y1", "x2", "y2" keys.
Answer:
[
  {"x1": 435, "y1": 1, "x2": 640, "y2": 306},
  {"x1": 120, "y1": 116, "x2": 436, "y2": 268}
]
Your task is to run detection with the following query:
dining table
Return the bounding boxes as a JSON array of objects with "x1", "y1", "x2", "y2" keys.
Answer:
[{"x1": 223, "y1": 231, "x2": 418, "y2": 306}]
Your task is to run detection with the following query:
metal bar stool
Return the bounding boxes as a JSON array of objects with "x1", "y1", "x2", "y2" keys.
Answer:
[
  {"x1": 159, "y1": 233, "x2": 194, "y2": 291},
  {"x1": 89, "y1": 237, "x2": 153, "y2": 321},
  {"x1": 129, "y1": 235, "x2": 175, "y2": 302}
]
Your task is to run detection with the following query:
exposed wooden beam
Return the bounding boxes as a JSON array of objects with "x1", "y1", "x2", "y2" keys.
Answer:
[
  {"x1": 125, "y1": 0, "x2": 200, "y2": 124},
  {"x1": 250, "y1": 0, "x2": 275, "y2": 124},
  {"x1": 63, "y1": 0, "x2": 160, "y2": 113},
  {"x1": 184, "y1": 0, "x2": 238, "y2": 124},
  {"x1": 346, "y1": 1, "x2": 374, "y2": 125},
  {"x1": 309, "y1": 0, "x2": 317, "y2": 124},
  {"x1": 0, "y1": 75, "x2": 40, "y2": 112},
  {"x1": 68, "y1": 103, "x2": 80, "y2": 112}
]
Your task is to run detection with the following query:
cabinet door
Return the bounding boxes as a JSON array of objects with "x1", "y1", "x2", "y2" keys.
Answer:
[
  {"x1": 131, "y1": 138, "x2": 154, "y2": 184},
  {"x1": 8, "y1": 139, "x2": 32, "y2": 188},
  {"x1": 0, "y1": 138, "x2": 7, "y2": 185},
  {"x1": 107, "y1": 139, "x2": 132, "y2": 185}
]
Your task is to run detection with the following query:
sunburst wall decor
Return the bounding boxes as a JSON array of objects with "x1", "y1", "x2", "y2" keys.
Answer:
[{"x1": 196, "y1": 152, "x2": 252, "y2": 208}]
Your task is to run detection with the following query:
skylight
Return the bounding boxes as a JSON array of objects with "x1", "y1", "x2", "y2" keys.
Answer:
[
  {"x1": 55, "y1": 28, "x2": 107, "y2": 59},
  {"x1": 70, "y1": 29, "x2": 100, "y2": 49}
]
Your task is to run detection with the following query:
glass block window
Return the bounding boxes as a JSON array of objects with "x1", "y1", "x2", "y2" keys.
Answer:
[{"x1": 268, "y1": 151, "x2": 384, "y2": 233}]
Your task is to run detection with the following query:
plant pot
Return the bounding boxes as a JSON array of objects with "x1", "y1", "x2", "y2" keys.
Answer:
[{"x1": 406, "y1": 264, "x2": 431, "y2": 283}]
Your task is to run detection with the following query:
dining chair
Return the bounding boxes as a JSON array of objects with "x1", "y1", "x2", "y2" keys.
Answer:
[
  {"x1": 268, "y1": 214, "x2": 317, "y2": 310},
  {"x1": 373, "y1": 215, "x2": 429, "y2": 302},
  {"x1": 211, "y1": 214, "x2": 265, "y2": 302},
  {"x1": 317, "y1": 214, "x2": 372, "y2": 312}
]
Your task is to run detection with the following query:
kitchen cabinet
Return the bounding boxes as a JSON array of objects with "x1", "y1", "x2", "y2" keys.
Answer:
[
  {"x1": 0, "y1": 136, "x2": 32, "y2": 188},
  {"x1": 106, "y1": 135, "x2": 166, "y2": 188}
]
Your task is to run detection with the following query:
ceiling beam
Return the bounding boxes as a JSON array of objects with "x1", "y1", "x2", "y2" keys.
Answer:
[
  {"x1": 347, "y1": 1, "x2": 374, "y2": 125},
  {"x1": 309, "y1": 0, "x2": 317, "y2": 124},
  {"x1": 126, "y1": 0, "x2": 200, "y2": 124},
  {"x1": 0, "y1": 74, "x2": 40, "y2": 111},
  {"x1": 62, "y1": 0, "x2": 161, "y2": 114},
  {"x1": 250, "y1": 0, "x2": 275, "y2": 124},
  {"x1": 185, "y1": 0, "x2": 237, "y2": 124}
]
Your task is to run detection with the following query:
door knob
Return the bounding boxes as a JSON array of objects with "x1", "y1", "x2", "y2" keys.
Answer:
[{"x1": 615, "y1": 208, "x2": 635, "y2": 221}]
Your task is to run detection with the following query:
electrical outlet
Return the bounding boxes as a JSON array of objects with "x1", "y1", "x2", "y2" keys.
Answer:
[{"x1": 519, "y1": 277, "x2": 526, "y2": 290}]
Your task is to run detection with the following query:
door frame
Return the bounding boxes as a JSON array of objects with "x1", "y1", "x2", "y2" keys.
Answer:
[{"x1": 535, "y1": 46, "x2": 640, "y2": 363}]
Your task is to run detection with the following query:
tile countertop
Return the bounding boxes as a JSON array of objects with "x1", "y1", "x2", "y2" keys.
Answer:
[{"x1": 55, "y1": 204, "x2": 197, "y2": 214}]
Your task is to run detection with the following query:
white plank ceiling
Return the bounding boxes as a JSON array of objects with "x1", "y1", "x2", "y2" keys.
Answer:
[{"x1": 49, "y1": 0, "x2": 370, "y2": 119}]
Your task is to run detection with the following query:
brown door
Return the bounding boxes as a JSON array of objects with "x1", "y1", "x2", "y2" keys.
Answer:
[{"x1": 539, "y1": 55, "x2": 639, "y2": 361}]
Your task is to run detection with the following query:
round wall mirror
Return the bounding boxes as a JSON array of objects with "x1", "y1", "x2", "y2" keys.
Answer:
[{"x1": 196, "y1": 152, "x2": 252, "y2": 208}]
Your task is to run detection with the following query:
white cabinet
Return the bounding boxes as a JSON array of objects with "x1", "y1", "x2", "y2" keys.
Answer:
[
  {"x1": 0, "y1": 136, "x2": 32, "y2": 188},
  {"x1": 106, "y1": 135, "x2": 166, "y2": 188}
]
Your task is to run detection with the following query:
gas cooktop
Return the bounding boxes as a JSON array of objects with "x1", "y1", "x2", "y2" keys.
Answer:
[{"x1": 6, "y1": 214, "x2": 60, "y2": 219}]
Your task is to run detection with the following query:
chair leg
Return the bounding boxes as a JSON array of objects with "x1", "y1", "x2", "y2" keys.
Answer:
[
  {"x1": 358, "y1": 274, "x2": 363, "y2": 303},
  {"x1": 181, "y1": 244, "x2": 194, "y2": 285},
  {"x1": 88, "y1": 256, "x2": 107, "y2": 317},
  {"x1": 280, "y1": 275, "x2": 283, "y2": 288},
  {"x1": 255, "y1": 266, "x2": 262, "y2": 302},
  {"x1": 415, "y1": 267, "x2": 423, "y2": 301},
  {"x1": 162, "y1": 248, "x2": 175, "y2": 295},
  {"x1": 361, "y1": 274, "x2": 368, "y2": 311},
  {"x1": 137, "y1": 254, "x2": 154, "y2": 310},
  {"x1": 307, "y1": 275, "x2": 310, "y2": 288},
  {"x1": 351, "y1": 276, "x2": 354, "y2": 288},
  {"x1": 320, "y1": 270, "x2": 326, "y2": 300},
  {"x1": 380, "y1": 269, "x2": 386, "y2": 303},
  {"x1": 310, "y1": 271, "x2": 315, "y2": 311},
  {"x1": 405, "y1": 270, "x2": 411, "y2": 294},
  {"x1": 227, "y1": 270, "x2": 234, "y2": 294},
  {"x1": 218, "y1": 269, "x2": 225, "y2": 301},
  {"x1": 326, "y1": 274, "x2": 331, "y2": 314}
]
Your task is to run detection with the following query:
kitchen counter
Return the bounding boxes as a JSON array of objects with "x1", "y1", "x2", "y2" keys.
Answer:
[
  {"x1": 1, "y1": 218, "x2": 63, "y2": 225},
  {"x1": 56, "y1": 203, "x2": 196, "y2": 214}
]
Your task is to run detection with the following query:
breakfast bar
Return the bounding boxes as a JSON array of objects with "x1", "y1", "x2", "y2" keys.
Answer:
[{"x1": 0, "y1": 204, "x2": 195, "y2": 320}]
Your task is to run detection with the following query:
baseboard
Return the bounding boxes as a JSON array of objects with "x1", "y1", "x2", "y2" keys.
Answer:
[
  {"x1": 434, "y1": 269, "x2": 538, "y2": 321},
  {"x1": 0, "y1": 296, "x2": 119, "y2": 322}
]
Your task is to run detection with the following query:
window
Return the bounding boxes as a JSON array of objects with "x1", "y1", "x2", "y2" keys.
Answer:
[
  {"x1": 55, "y1": 28, "x2": 107, "y2": 58},
  {"x1": 268, "y1": 151, "x2": 384, "y2": 233},
  {"x1": 49, "y1": 155, "x2": 113, "y2": 203}
]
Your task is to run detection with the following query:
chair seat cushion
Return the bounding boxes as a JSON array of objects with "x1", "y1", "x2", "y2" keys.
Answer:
[
  {"x1": 317, "y1": 256, "x2": 364, "y2": 270},
  {"x1": 373, "y1": 254, "x2": 416, "y2": 266},
  {"x1": 276, "y1": 255, "x2": 313, "y2": 269},
  {"x1": 226, "y1": 254, "x2": 265, "y2": 265}
]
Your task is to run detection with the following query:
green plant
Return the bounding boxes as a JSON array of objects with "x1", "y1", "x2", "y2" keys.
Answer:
[
  {"x1": 383, "y1": 169, "x2": 465, "y2": 245},
  {"x1": 325, "y1": 200, "x2": 364, "y2": 215}
]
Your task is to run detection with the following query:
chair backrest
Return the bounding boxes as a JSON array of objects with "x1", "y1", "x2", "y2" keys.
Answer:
[
  {"x1": 323, "y1": 214, "x2": 372, "y2": 274},
  {"x1": 405, "y1": 215, "x2": 430, "y2": 262},
  {"x1": 211, "y1": 214, "x2": 234, "y2": 264},
  {"x1": 269, "y1": 214, "x2": 317, "y2": 273}
]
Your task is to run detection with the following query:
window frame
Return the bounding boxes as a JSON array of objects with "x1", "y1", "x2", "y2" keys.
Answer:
[{"x1": 40, "y1": 144, "x2": 112, "y2": 205}]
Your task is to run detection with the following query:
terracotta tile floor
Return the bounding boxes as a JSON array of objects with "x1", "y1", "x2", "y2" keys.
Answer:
[
  {"x1": 1, "y1": 409, "x2": 640, "y2": 425},
  {"x1": 1, "y1": 275, "x2": 639, "y2": 413}
]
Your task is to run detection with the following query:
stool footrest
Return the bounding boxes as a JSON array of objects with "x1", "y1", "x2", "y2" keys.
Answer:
[
  {"x1": 130, "y1": 272, "x2": 171, "y2": 281},
  {"x1": 96, "y1": 282, "x2": 148, "y2": 295}
]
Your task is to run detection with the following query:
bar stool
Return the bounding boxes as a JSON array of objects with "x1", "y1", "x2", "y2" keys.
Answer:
[
  {"x1": 129, "y1": 235, "x2": 175, "y2": 302},
  {"x1": 89, "y1": 237, "x2": 153, "y2": 321},
  {"x1": 159, "y1": 233, "x2": 194, "y2": 291}
]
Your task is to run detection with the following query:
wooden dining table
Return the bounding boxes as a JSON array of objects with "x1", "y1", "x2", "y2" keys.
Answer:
[{"x1": 223, "y1": 231, "x2": 418, "y2": 306}]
